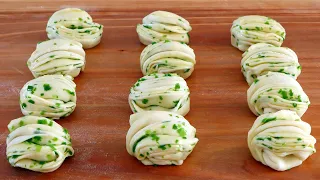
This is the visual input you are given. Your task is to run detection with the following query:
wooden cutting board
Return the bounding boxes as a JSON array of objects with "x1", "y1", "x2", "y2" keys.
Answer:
[{"x1": 0, "y1": 0, "x2": 319, "y2": 179}]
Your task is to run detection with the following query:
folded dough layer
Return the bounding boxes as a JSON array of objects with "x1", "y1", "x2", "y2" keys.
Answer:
[
  {"x1": 28, "y1": 39, "x2": 86, "y2": 78},
  {"x1": 126, "y1": 111, "x2": 198, "y2": 165},
  {"x1": 137, "y1": 11, "x2": 191, "y2": 45},
  {"x1": 231, "y1": 15, "x2": 286, "y2": 51},
  {"x1": 247, "y1": 72, "x2": 310, "y2": 117},
  {"x1": 129, "y1": 73, "x2": 190, "y2": 116},
  {"x1": 6, "y1": 116, "x2": 74, "y2": 173},
  {"x1": 20, "y1": 75, "x2": 77, "y2": 119},
  {"x1": 140, "y1": 40, "x2": 196, "y2": 79},
  {"x1": 46, "y1": 8, "x2": 103, "y2": 49},
  {"x1": 248, "y1": 110, "x2": 316, "y2": 171},
  {"x1": 241, "y1": 43, "x2": 301, "y2": 85}
]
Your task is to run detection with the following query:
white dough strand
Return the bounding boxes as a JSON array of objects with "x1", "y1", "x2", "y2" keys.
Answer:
[
  {"x1": 126, "y1": 111, "x2": 198, "y2": 165},
  {"x1": 140, "y1": 40, "x2": 196, "y2": 79},
  {"x1": 248, "y1": 110, "x2": 316, "y2": 171},
  {"x1": 241, "y1": 43, "x2": 301, "y2": 85},
  {"x1": 137, "y1": 11, "x2": 192, "y2": 45},
  {"x1": 46, "y1": 8, "x2": 103, "y2": 49},
  {"x1": 231, "y1": 15, "x2": 286, "y2": 51},
  {"x1": 247, "y1": 72, "x2": 310, "y2": 117},
  {"x1": 129, "y1": 73, "x2": 190, "y2": 116},
  {"x1": 6, "y1": 116, "x2": 74, "y2": 173},
  {"x1": 20, "y1": 75, "x2": 77, "y2": 119},
  {"x1": 28, "y1": 39, "x2": 86, "y2": 78}
]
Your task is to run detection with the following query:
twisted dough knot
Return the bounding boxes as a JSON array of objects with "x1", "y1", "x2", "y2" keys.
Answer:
[
  {"x1": 248, "y1": 110, "x2": 316, "y2": 171},
  {"x1": 247, "y1": 72, "x2": 310, "y2": 117},
  {"x1": 129, "y1": 73, "x2": 190, "y2": 116},
  {"x1": 126, "y1": 111, "x2": 198, "y2": 165},
  {"x1": 137, "y1": 11, "x2": 192, "y2": 45},
  {"x1": 20, "y1": 75, "x2": 77, "y2": 119},
  {"x1": 140, "y1": 40, "x2": 196, "y2": 79},
  {"x1": 27, "y1": 39, "x2": 86, "y2": 78},
  {"x1": 241, "y1": 43, "x2": 301, "y2": 85},
  {"x1": 231, "y1": 15, "x2": 286, "y2": 51},
  {"x1": 46, "y1": 8, "x2": 103, "y2": 49},
  {"x1": 6, "y1": 116, "x2": 74, "y2": 173}
]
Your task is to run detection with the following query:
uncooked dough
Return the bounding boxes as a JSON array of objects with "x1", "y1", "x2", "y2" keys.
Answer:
[
  {"x1": 231, "y1": 15, "x2": 286, "y2": 51},
  {"x1": 46, "y1": 8, "x2": 103, "y2": 49},
  {"x1": 137, "y1": 11, "x2": 192, "y2": 45},
  {"x1": 20, "y1": 75, "x2": 77, "y2": 119},
  {"x1": 248, "y1": 110, "x2": 316, "y2": 171},
  {"x1": 126, "y1": 111, "x2": 198, "y2": 165},
  {"x1": 140, "y1": 40, "x2": 196, "y2": 79},
  {"x1": 28, "y1": 39, "x2": 86, "y2": 78},
  {"x1": 247, "y1": 72, "x2": 310, "y2": 117},
  {"x1": 6, "y1": 116, "x2": 74, "y2": 173},
  {"x1": 129, "y1": 73, "x2": 190, "y2": 116},
  {"x1": 241, "y1": 43, "x2": 301, "y2": 85}
]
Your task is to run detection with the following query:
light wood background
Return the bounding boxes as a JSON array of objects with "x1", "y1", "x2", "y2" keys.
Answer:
[{"x1": 0, "y1": 0, "x2": 319, "y2": 179}]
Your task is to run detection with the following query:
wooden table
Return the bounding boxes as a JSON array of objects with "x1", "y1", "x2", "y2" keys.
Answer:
[{"x1": 1, "y1": 0, "x2": 319, "y2": 179}]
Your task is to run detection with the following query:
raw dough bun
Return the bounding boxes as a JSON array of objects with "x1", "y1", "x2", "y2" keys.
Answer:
[
  {"x1": 28, "y1": 39, "x2": 86, "y2": 78},
  {"x1": 140, "y1": 40, "x2": 196, "y2": 79},
  {"x1": 126, "y1": 111, "x2": 198, "y2": 165},
  {"x1": 129, "y1": 73, "x2": 190, "y2": 116},
  {"x1": 6, "y1": 116, "x2": 74, "y2": 173},
  {"x1": 46, "y1": 8, "x2": 103, "y2": 49},
  {"x1": 247, "y1": 72, "x2": 310, "y2": 117},
  {"x1": 231, "y1": 15, "x2": 286, "y2": 51},
  {"x1": 248, "y1": 110, "x2": 316, "y2": 171},
  {"x1": 137, "y1": 11, "x2": 192, "y2": 45},
  {"x1": 241, "y1": 43, "x2": 301, "y2": 85},
  {"x1": 20, "y1": 75, "x2": 76, "y2": 119}
]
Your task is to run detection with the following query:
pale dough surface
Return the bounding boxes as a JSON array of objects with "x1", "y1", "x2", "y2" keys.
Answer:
[
  {"x1": 6, "y1": 116, "x2": 74, "y2": 173},
  {"x1": 248, "y1": 110, "x2": 316, "y2": 171},
  {"x1": 28, "y1": 39, "x2": 86, "y2": 78},
  {"x1": 20, "y1": 75, "x2": 77, "y2": 119},
  {"x1": 241, "y1": 43, "x2": 300, "y2": 85},
  {"x1": 140, "y1": 40, "x2": 196, "y2": 79},
  {"x1": 46, "y1": 8, "x2": 103, "y2": 49},
  {"x1": 126, "y1": 111, "x2": 198, "y2": 165},
  {"x1": 231, "y1": 15, "x2": 285, "y2": 51},
  {"x1": 137, "y1": 11, "x2": 192, "y2": 45},
  {"x1": 247, "y1": 72, "x2": 310, "y2": 117},
  {"x1": 129, "y1": 73, "x2": 190, "y2": 116}
]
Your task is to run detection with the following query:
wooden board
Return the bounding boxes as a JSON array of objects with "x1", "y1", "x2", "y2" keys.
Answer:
[{"x1": 0, "y1": 0, "x2": 319, "y2": 179}]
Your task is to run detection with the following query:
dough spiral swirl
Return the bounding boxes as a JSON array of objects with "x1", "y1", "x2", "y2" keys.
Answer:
[
  {"x1": 241, "y1": 43, "x2": 301, "y2": 85},
  {"x1": 126, "y1": 111, "x2": 198, "y2": 165},
  {"x1": 6, "y1": 116, "x2": 74, "y2": 173},
  {"x1": 129, "y1": 73, "x2": 190, "y2": 116},
  {"x1": 140, "y1": 40, "x2": 196, "y2": 79},
  {"x1": 231, "y1": 15, "x2": 285, "y2": 51},
  {"x1": 248, "y1": 110, "x2": 316, "y2": 171},
  {"x1": 137, "y1": 11, "x2": 191, "y2": 45},
  {"x1": 46, "y1": 8, "x2": 103, "y2": 49},
  {"x1": 20, "y1": 75, "x2": 77, "y2": 119},
  {"x1": 28, "y1": 39, "x2": 86, "y2": 78},
  {"x1": 247, "y1": 72, "x2": 310, "y2": 117}
]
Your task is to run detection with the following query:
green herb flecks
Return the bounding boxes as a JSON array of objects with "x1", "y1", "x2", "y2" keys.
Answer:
[
  {"x1": 261, "y1": 117, "x2": 277, "y2": 124},
  {"x1": 28, "y1": 100, "x2": 35, "y2": 104},
  {"x1": 43, "y1": 84, "x2": 52, "y2": 91},
  {"x1": 142, "y1": 99, "x2": 149, "y2": 104},
  {"x1": 63, "y1": 89, "x2": 75, "y2": 96},
  {"x1": 262, "y1": 143, "x2": 273, "y2": 150},
  {"x1": 174, "y1": 83, "x2": 180, "y2": 91},
  {"x1": 143, "y1": 25, "x2": 152, "y2": 29},
  {"x1": 27, "y1": 85, "x2": 37, "y2": 94},
  {"x1": 37, "y1": 119, "x2": 48, "y2": 124},
  {"x1": 21, "y1": 103, "x2": 27, "y2": 109}
]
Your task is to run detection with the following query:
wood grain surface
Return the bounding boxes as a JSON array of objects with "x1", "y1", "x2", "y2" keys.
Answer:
[{"x1": 0, "y1": 0, "x2": 320, "y2": 179}]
